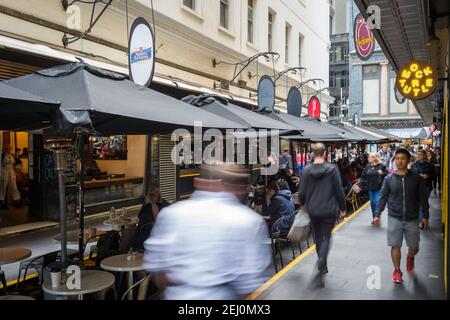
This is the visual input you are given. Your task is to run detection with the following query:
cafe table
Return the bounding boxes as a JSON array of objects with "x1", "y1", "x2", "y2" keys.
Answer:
[
  {"x1": 0, "y1": 248, "x2": 32, "y2": 293},
  {"x1": 100, "y1": 253, "x2": 147, "y2": 300},
  {"x1": 42, "y1": 270, "x2": 115, "y2": 300},
  {"x1": 99, "y1": 216, "x2": 139, "y2": 231},
  {"x1": 53, "y1": 230, "x2": 104, "y2": 246},
  {"x1": 0, "y1": 294, "x2": 35, "y2": 300}
]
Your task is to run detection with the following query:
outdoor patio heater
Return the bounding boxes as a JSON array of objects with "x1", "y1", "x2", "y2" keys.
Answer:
[{"x1": 44, "y1": 137, "x2": 74, "y2": 265}]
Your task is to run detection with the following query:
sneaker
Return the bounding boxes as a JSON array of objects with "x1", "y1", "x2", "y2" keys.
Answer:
[
  {"x1": 406, "y1": 255, "x2": 415, "y2": 272},
  {"x1": 419, "y1": 223, "x2": 424, "y2": 230},
  {"x1": 392, "y1": 269, "x2": 403, "y2": 284}
]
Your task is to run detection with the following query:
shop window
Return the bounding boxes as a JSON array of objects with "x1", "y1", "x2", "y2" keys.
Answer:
[
  {"x1": 362, "y1": 65, "x2": 380, "y2": 114},
  {"x1": 90, "y1": 135, "x2": 127, "y2": 160}
]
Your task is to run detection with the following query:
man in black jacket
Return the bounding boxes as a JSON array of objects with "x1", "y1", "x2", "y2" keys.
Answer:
[
  {"x1": 299, "y1": 143, "x2": 346, "y2": 274},
  {"x1": 375, "y1": 148, "x2": 429, "y2": 284}
]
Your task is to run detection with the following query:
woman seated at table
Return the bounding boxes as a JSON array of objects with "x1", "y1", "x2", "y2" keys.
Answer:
[
  {"x1": 132, "y1": 187, "x2": 170, "y2": 250},
  {"x1": 262, "y1": 179, "x2": 295, "y2": 237}
]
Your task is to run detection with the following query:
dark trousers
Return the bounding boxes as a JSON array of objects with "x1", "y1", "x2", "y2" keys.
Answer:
[{"x1": 310, "y1": 217, "x2": 335, "y2": 262}]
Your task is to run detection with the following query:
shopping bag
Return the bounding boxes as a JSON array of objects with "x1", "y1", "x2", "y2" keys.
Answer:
[{"x1": 287, "y1": 208, "x2": 311, "y2": 242}]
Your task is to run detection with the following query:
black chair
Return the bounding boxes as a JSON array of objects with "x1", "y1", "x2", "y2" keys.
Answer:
[
  {"x1": 130, "y1": 222, "x2": 153, "y2": 251},
  {"x1": 270, "y1": 218, "x2": 296, "y2": 272},
  {"x1": 118, "y1": 224, "x2": 138, "y2": 254},
  {"x1": 120, "y1": 273, "x2": 152, "y2": 300},
  {"x1": 83, "y1": 231, "x2": 121, "y2": 268},
  {"x1": 15, "y1": 251, "x2": 59, "y2": 291}
]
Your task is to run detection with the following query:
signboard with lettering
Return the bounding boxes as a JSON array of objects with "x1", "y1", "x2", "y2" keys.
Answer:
[
  {"x1": 128, "y1": 17, "x2": 155, "y2": 87},
  {"x1": 308, "y1": 96, "x2": 321, "y2": 118},
  {"x1": 353, "y1": 13, "x2": 375, "y2": 61},
  {"x1": 395, "y1": 60, "x2": 437, "y2": 100}
]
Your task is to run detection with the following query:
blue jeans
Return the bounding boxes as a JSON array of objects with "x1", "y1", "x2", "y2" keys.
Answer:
[{"x1": 368, "y1": 190, "x2": 381, "y2": 219}]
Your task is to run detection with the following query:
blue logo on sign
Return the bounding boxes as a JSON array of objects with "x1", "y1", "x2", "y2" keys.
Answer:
[{"x1": 130, "y1": 47, "x2": 153, "y2": 64}]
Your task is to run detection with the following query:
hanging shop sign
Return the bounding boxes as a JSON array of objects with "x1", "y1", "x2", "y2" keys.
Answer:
[
  {"x1": 395, "y1": 60, "x2": 437, "y2": 100},
  {"x1": 394, "y1": 83, "x2": 407, "y2": 104},
  {"x1": 287, "y1": 87, "x2": 302, "y2": 117},
  {"x1": 257, "y1": 75, "x2": 275, "y2": 112},
  {"x1": 353, "y1": 13, "x2": 375, "y2": 61},
  {"x1": 128, "y1": 17, "x2": 155, "y2": 87},
  {"x1": 308, "y1": 96, "x2": 321, "y2": 118}
]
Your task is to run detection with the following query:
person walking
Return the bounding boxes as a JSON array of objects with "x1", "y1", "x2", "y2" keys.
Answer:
[
  {"x1": 1, "y1": 145, "x2": 21, "y2": 209},
  {"x1": 412, "y1": 150, "x2": 433, "y2": 229},
  {"x1": 374, "y1": 148, "x2": 430, "y2": 284},
  {"x1": 298, "y1": 143, "x2": 346, "y2": 274},
  {"x1": 378, "y1": 144, "x2": 391, "y2": 167},
  {"x1": 431, "y1": 147, "x2": 441, "y2": 196},
  {"x1": 144, "y1": 164, "x2": 271, "y2": 299},
  {"x1": 360, "y1": 153, "x2": 388, "y2": 225}
]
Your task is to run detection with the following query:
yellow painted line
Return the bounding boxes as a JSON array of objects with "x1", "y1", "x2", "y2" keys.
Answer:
[
  {"x1": 0, "y1": 273, "x2": 39, "y2": 289},
  {"x1": 246, "y1": 201, "x2": 370, "y2": 300}
]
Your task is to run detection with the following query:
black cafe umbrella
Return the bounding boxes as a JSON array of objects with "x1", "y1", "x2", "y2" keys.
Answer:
[
  {"x1": 5, "y1": 62, "x2": 247, "y2": 134},
  {"x1": 0, "y1": 81, "x2": 60, "y2": 131},
  {"x1": 182, "y1": 94, "x2": 299, "y2": 131},
  {"x1": 261, "y1": 112, "x2": 348, "y2": 141}
]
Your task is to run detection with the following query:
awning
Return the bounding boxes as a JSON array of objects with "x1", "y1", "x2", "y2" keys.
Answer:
[
  {"x1": 357, "y1": 125, "x2": 402, "y2": 142},
  {"x1": 182, "y1": 94, "x2": 299, "y2": 131},
  {"x1": 0, "y1": 81, "x2": 60, "y2": 130},
  {"x1": 260, "y1": 112, "x2": 347, "y2": 141},
  {"x1": 343, "y1": 123, "x2": 389, "y2": 143},
  {"x1": 5, "y1": 62, "x2": 248, "y2": 134}
]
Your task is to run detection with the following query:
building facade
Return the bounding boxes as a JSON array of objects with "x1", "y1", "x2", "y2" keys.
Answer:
[
  {"x1": 328, "y1": 0, "x2": 351, "y2": 121},
  {"x1": 348, "y1": 2, "x2": 423, "y2": 134}
]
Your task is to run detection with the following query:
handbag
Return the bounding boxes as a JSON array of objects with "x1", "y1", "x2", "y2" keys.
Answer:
[{"x1": 287, "y1": 207, "x2": 311, "y2": 242}]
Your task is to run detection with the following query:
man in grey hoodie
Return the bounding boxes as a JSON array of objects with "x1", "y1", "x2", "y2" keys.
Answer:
[{"x1": 299, "y1": 143, "x2": 347, "y2": 274}]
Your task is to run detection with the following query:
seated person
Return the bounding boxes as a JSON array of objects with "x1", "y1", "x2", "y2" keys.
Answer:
[
  {"x1": 263, "y1": 179, "x2": 295, "y2": 237},
  {"x1": 132, "y1": 187, "x2": 170, "y2": 250}
]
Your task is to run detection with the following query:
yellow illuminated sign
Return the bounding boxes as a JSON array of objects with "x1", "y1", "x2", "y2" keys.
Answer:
[{"x1": 395, "y1": 60, "x2": 438, "y2": 100}]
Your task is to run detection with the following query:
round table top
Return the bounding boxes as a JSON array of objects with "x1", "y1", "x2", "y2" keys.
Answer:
[
  {"x1": 0, "y1": 248, "x2": 32, "y2": 265},
  {"x1": 0, "y1": 295, "x2": 35, "y2": 300},
  {"x1": 100, "y1": 253, "x2": 146, "y2": 272},
  {"x1": 42, "y1": 270, "x2": 115, "y2": 296}
]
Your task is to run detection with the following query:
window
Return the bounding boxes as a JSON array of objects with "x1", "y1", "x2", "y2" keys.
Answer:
[
  {"x1": 298, "y1": 36, "x2": 303, "y2": 66},
  {"x1": 247, "y1": 0, "x2": 254, "y2": 43},
  {"x1": 389, "y1": 70, "x2": 408, "y2": 113},
  {"x1": 329, "y1": 15, "x2": 333, "y2": 35},
  {"x1": 220, "y1": 0, "x2": 229, "y2": 29},
  {"x1": 285, "y1": 24, "x2": 291, "y2": 64},
  {"x1": 362, "y1": 65, "x2": 380, "y2": 114},
  {"x1": 268, "y1": 11, "x2": 273, "y2": 51},
  {"x1": 183, "y1": 0, "x2": 195, "y2": 10}
]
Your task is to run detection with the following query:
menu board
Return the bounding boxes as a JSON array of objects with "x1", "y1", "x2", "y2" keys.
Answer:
[{"x1": 42, "y1": 145, "x2": 78, "y2": 221}]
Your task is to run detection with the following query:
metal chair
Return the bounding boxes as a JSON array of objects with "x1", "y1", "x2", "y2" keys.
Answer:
[
  {"x1": 129, "y1": 222, "x2": 153, "y2": 251},
  {"x1": 83, "y1": 231, "x2": 121, "y2": 268},
  {"x1": 270, "y1": 218, "x2": 296, "y2": 272},
  {"x1": 120, "y1": 273, "x2": 152, "y2": 300},
  {"x1": 16, "y1": 251, "x2": 59, "y2": 291}
]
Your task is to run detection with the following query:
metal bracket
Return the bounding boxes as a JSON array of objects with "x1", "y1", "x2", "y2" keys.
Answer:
[
  {"x1": 213, "y1": 52, "x2": 280, "y2": 84},
  {"x1": 61, "y1": 0, "x2": 113, "y2": 47}
]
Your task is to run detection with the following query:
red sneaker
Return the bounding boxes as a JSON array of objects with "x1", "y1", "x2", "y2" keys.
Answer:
[
  {"x1": 406, "y1": 255, "x2": 415, "y2": 272},
  {"x1": 392, "y1": 269, "x2": 403, "y2": 284}
]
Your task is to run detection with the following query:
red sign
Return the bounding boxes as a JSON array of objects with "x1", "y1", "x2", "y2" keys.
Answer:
[
  {"x1": 308, "y1": 96, "x2": 321, "y2": 118},
  {"x1": 354, "y1": 13, "x2": 374, "y2": 61}
]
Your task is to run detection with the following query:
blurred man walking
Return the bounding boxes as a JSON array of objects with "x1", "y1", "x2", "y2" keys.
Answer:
[{"x1": 144, "y1": 164, "x2": 271, "y2": 299}]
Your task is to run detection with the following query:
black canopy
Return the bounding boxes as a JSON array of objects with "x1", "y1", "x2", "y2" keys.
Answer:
[
  {"x1": 0, "y1": 81, "x2": 60, "y2": 131},
  {"x1": 5, "y1": 62, "x2": 247, "y2": 134},
  {"x1": 182, "y1": 94, "x2": 299, "y2": 132},
  {"x1": 261, "y1": 112, "x2": 348, "y2": 141}
]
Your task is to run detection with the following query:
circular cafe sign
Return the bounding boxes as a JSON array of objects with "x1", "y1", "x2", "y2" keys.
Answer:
[
  {"x1": 308, "y1": 96, "x2": 321, "y2": 118},
  {"x1": 353, "y1": 13, "x2": 375, "y2": 61},
  {"x1": 128, "y1": 17, "x2": 155, "y2": 87},
  {"x1": 395, "y1": 60, "x2": 437, "y2": 100}
]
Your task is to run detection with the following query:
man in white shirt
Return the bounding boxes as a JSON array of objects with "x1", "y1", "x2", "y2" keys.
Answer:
[{"x1": 144, "y1": 164, "x2": 271, "y2": 300}]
